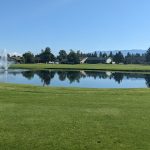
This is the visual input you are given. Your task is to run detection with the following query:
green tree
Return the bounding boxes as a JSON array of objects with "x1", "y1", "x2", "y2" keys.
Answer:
[
  {"x1": 67, "y1": 50, "x2": 80, "y2": 64},
  {"x1": 93, "y1": 51, "x2": 97, "y2": 57},
  {"x1": 99, "y1": 52, "x2": 102, "y2": 58},
  {"x1": 35, "y1": 54, "x2": 41, "y2": 63},
  {"x1": 58, "y1": 50, "x2": 67, "y2": 64},
  {"x1": 124, "y1": 52, "x2": 132, "y2": 64},
  {"x1": 102, "y1": 53, "x2": 107, "y2": 58},
  {"x1": 23, "y1": 51, "x2": 35, "y2": 64},
  {"x1": 109, "y1": 51, "x2": 113, "y2": 58},
  {"x1": 114, "y1": 51, "x2": 124, "y2": 64},
  {"x1": 146, "y1": 48, "x2": 150, "y2": 63},
  {"x1": 39, "y1": 47, "x2": 55, "y2": 63}
]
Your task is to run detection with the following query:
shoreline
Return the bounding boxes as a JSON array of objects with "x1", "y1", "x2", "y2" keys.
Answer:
[{"x1": 10, "y1": 64, "x2": 150, "y2": 73}]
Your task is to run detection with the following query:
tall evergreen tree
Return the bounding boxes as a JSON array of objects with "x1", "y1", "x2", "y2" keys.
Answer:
[
  {"x1": 113, "y1": 51, "x2": 124, "y2": 64},
  {"x1": 99, "y1": 52, "x2": 102, "y2": 57},
  {"x1": 108, "y1": 51, "x2": 113, "y2": 58},
  {"x1": 146, "y1": 48, "x2": 150, "y2": 63},
  {"x1": 93, "y1": 51, "x2": 97, "y2": 57}
]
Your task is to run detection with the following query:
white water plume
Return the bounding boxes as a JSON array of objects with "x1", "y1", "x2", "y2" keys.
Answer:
[{"x1": 0, "y1": 49, "x2": 11, "y2": 70}]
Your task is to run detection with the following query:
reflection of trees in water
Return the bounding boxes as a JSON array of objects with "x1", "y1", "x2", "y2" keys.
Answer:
[
  {"x1": 67, "y1": 71, "x2": 81, "y2": 83},
  {"x1": 85, "y1": 71, "x2": 108, "y2": 79},
  {"x1": 57, "y1": 71, "x2": 67, "y2": 81},
  {"x1": 20, "y1": 70, "x2": 150, "y2": 87},
  {"x1": 36, "y1": 70, "x2": 55, "y2": 86},
  {"x1": 84, "y1": 71, "x2": 124, "y2": 83},
  {"x1": 112, "y1": 73, "x2": 124, "y2": 84},
  {"x1": 125, "y1": 73, "x2": 145, "y2": 79},
  {"x1": 58, "y1": 71, "x2": 86, "y2": 83},
  {"x1": 22, "y1": 71, "x2": 34, "y2": 79},
  {"x1": 144, "y1": 74, "x2": 150, "y2": 88}
]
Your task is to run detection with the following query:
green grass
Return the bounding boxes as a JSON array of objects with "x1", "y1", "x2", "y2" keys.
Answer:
[
  {"x1": 0, "y1": 83, "x2": 150, "y2": 149},
  {"x1": 11, "y1": 63, "x2": 150, "y2": 72}
]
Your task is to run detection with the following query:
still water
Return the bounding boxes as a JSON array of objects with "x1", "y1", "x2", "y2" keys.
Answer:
[{"x1": 0, "y1": 69, "x2": 150, "y2": 88}]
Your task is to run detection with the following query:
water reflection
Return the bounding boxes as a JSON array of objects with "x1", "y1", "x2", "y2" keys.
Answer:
[
  {"x1": 22, "y1": 70, "x2": 150, "y2": 87},
  {"x1": 36, "y1": 70, "x2": 55, "y2": 86},
  {"x1": 22, "y1": 71, "x2": 35, "y2": 79},
  {"x1": 0, "y1": 69, "x2": 150, "y2": 88},
  {"x1": 57, "y1": 71, "x2": 67, "y2": 81},
  {"x1": 144, "y1": 74, "x2": 150, "y2": 88}
]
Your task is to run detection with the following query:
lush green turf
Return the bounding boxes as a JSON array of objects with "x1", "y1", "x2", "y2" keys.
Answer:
[
  {"x1": 10, "y1": 63, "x2": 150, "y2": 72},
  {"x1": 0, "y1": 83, "x2": 150, "y2": 149}
]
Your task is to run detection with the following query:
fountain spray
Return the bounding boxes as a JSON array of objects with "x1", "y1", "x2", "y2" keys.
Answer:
[{"x1": 0, "y1": 49, "x2": 8, "y2": 70}]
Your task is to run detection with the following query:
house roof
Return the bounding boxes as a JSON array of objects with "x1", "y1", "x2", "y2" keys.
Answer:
[{"x1": 86, "y1": 57, "x2": 106, "y2": 61}]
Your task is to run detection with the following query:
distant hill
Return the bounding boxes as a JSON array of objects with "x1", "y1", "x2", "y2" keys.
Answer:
[{"x1": 96, "y1": 49, "x2": 147, "y2": 56}]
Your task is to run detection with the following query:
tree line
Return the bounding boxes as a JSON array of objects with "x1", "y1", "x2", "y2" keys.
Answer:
[
  {"x1": 11, "y1": 47, "x2": 150, "y2": 64},
  {"x1": 22, "y1": 47, "x2": 80, "y2": 64}
]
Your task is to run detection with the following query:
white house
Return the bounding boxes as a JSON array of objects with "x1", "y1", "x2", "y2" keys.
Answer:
[{"x1": 106, "y1": 58, "x2": 112, "y2": 64}]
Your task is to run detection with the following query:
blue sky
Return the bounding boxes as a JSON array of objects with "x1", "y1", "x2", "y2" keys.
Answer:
[{"x1": 0, "y1": 0, "x2": 150, "y2": 54}]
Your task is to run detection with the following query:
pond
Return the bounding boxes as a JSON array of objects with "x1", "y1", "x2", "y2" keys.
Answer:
[{"x1": 0, "y1": 69, "x2": 150, "y2": 88}]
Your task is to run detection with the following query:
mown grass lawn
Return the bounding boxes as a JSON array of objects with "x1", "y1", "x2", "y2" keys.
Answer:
[
  {"x1": 0, "y1": 84, "x2": 150, "y2": 149},
  {"x1": 11, "y1": 63, "x2": 150, "y2": 72}
]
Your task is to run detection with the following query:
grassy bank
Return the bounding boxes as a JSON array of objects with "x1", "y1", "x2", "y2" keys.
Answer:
[
  {"x1": 10, "y1": 63, "x2": 150, "y2": 72},
  {"x1": 0, "y1": 83, "x2": 150, "y2": 149}
]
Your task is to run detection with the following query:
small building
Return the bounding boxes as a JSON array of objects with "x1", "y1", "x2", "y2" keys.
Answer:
[
  {"x1": 9, "y1": 56, "x2": 24, "y2": 64},
  {"x1": 80, "y1": 57, "x2": 88, "y2": 64},
  {"x1": 48, "y1": 61, "x2": 54, "y2": 64},
  {"x1": 54, "y1": 59, "x2": 59, "y2": 64},
  {"x1": 106, "y1": 58, "x2": 112, "y2": 64},
  {"x1": 84, "y1": 57, "x2": 106, "y2": 64}
]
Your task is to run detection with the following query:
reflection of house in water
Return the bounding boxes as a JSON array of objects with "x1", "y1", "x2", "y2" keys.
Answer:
[
  {"x1": 80, "y1": 70, "x2": 87, "y2": 76},
  {"x1": 106, "y1": 71, "x2": 112, "y2": 76}
]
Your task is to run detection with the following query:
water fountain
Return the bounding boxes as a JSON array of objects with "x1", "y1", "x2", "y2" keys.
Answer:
[{"x1": 0, "y1": 49, "x2": 8, "y2": 70}]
